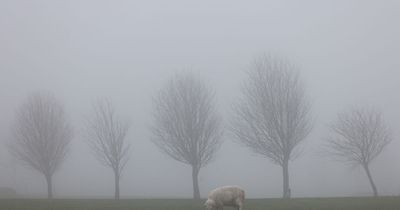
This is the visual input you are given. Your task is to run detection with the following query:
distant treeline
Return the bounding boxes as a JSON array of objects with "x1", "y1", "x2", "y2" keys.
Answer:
[{"x1": 4, "y1": 54, "x2": 393, "y2": 200}]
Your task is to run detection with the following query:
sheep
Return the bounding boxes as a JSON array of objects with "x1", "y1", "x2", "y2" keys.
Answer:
[{"x1": 204, "y1": 186, "x2": 245, "y2": 210}]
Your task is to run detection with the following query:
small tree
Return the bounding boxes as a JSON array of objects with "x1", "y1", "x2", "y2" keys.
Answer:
[
  {"x1": 231, "y1": 55, "x2": 312, "y2": 198},
  {"x1": 85, "y1": 99, "x2": 130, "y2": 200},
  {"x1": 7, "y1": 92, "x2": 72, "y2": 199},
  {"x1": 152, "y1": 73, "x2": 223, "y2": 199},
  {"x1": 327, "y1": 109, "x2": 391, "y2": 197}
]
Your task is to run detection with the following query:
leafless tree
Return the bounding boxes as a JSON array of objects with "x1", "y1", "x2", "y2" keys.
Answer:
[
  {"x1": 85, "y1": 99, "x2": 130, "y2": 200},
  {"x1": 152, "y1": 73, "x2": 223, "y2": 199},
  {"x1": 7, "y1": 93, "x2": 72, "y2": 199},
  {"x1": 231, "y1": 55, "x2": 312, "y2": 198},
  {"x1": 326, "y1": 109, "x2": 391, "y2": 197}
]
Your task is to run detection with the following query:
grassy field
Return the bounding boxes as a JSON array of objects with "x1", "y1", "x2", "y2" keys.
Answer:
[{"x1": 0, "y1": 197, "x2": 399, "y2": 210}]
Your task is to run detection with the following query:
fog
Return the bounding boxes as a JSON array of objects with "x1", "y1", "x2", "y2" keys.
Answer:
[{"x1": 0, "y1": 0, "x2": 400, "y2": 198}]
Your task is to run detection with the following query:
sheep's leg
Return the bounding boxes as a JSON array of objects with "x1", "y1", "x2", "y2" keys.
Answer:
[{"x1": 236, "y1": 200, "x2": 243, "y2": 210}]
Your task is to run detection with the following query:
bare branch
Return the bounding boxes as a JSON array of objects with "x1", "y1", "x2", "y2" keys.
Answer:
[
  {"x1": 151, "y1": 73, "x2": 223, "y2": 199},
  {"x1": 230, "y1": 55, "x2": 312, "y2": 198},
  {"x1": 326, "y1": 109, "x2": 391, "y2": 165},
  {"x1": 7, "y1": 92, "x2": 72, "y2": 198},
  {"x1": 231, "y1": 55, "x2": 312, "y2": 165},
  {"x1": 84, "y1": 98, "x2": 130, "y2": 199},
  {"x1": 152, "y1": 73, "x2": 223, "y2": 168},
  {"x1": 326, "y1": 108, "x2": 391, "y2": 196}
]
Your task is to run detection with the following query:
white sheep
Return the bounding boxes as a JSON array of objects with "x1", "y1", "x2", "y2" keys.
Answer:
[{"x1": 204, "y1": 186, "x2": 245, "y2": 210}]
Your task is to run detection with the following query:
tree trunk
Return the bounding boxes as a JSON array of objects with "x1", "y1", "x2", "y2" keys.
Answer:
[
  {"x1": 282, "y1": 159, "x2": 290, "y2": 199},
  {"x1": 114, "y1": 169, "x2": 120, "y2": 200},
  {"x1": 45, "y1": 174, "x2": 53, "y2": 199},
  {"x1": 192, "y1": 166, "x2": 200, "y2": 199},
  {"x1": 363, "y1": 164, "x2": 378, "y2": 197}
]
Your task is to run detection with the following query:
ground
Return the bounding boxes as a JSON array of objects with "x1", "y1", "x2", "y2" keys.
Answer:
[{"x1": 0, "y1": 197, "x2": 399, "y2": 210}]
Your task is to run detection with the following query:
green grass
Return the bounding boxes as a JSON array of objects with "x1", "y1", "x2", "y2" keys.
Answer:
[{"x1": 0, "y1": 197, "x2": 399, "y2": 210}]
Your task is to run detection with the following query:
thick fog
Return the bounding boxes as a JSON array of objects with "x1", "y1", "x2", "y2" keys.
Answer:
[{"x1": 1, "y1": 0, "x2": 400, "y2": 198}]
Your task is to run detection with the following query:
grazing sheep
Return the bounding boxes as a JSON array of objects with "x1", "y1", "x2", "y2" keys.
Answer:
[{"x1": 204, "y1": 186, "x2": 245, "y2": 210}]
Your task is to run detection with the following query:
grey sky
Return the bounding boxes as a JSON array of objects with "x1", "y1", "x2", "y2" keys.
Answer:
[{"x1": 0, "y1": 0, "x2": 400, "y2": 198}]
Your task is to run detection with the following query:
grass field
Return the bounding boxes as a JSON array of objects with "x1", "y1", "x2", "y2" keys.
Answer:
[{"x1": 0, "y1": 197, "x2": 399, "y2": 210}]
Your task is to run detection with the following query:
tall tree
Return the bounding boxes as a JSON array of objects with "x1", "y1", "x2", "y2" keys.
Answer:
[
  {"x1": 152, "y1": 73, "x2": 223, "y2": 199},
  {"x1": 327, "y1": 109, "x2": 391, "y2": 197},
  {"x1": 85, "y1": 99, "x2": 130, "y2": 200},
  {"x1": 231, "y1": 55, "x2": 312, "y2": 198},
  {"x1": 7, "y1": 92, "x2": 72, "y2": 199}
]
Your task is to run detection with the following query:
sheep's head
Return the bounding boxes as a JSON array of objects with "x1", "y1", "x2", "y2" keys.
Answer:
[{"x1": 204, "y1": 199, "x2": 216, "y2": 210}]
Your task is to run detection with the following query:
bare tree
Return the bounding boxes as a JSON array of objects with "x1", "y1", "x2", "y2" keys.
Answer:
[
  {"x1": 326, "y1": 109, "x2": 391, "y2": 197},
  {"x1": 7, "y1": 93, "x2": 72, "y2": 199},
  {"x1": 152, "y1": 73, "x2": 223, "y2": 199},
  {"x1": 231, "y1": 55, "x2": 312, "y2": 198},
  {"x1": 85, "y1": 99, "x2": 130, "y2": 200}
]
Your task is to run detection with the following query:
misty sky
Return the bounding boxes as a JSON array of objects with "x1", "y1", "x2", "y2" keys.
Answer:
[{"x1": 1, "y1": 0, "x2": 400, "y2": 198}]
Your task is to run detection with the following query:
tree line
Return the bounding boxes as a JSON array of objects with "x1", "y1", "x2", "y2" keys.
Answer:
[{"x1": 6, "y1": 55, "x2": 392, "y2": 199}]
